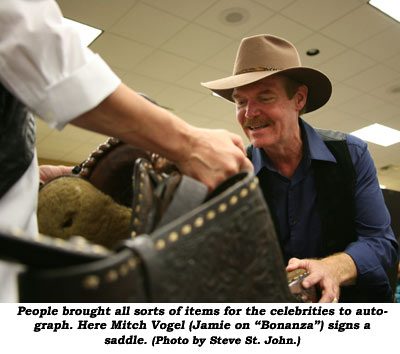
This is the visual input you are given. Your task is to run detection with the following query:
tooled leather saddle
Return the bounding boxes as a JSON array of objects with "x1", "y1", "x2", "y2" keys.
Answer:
[{"x1": 1, "y1": 137, "x2": 316, "y2": 302}]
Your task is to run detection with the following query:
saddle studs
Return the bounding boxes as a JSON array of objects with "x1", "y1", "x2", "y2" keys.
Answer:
[
  {"x1": 156, "y1": 239, "x2": 166, "y2": 250},
  {"x1": 229, "y1": 195, "x2": 238, "y2": 205},
  {"x1": 218, "y1": 203, "x2": 227, "y2": 213},
  {"x1": 128, "y1": 257, "x2": 139, "y2": 269},
  {"x1": 82, "y1": 275, "x2": 100, "y2": 290},
  {"x1": 194, "y1": 217, "x2": 204, "y2": 228},
  {"x1": 181, "y1": 224, "x2": 192, "y2": 235},
  {"x1": 168, "y1": 232, "x2": 179, "y2": 242},
  {"x1": 105, "y1": 270, "x2": 118, "y2": 282},
  {"x1": 249, "y1": 182, "x2": 257, "y2": 190},
  {"x1": 206, "y1": 210, "x2": 216, "y2": 220},
  {"x1": 240, "y1": 188, "x2": 249, "y2": 198},
  {"x1": 119, "y1": 264, "x2": 129, "y2": 276}
]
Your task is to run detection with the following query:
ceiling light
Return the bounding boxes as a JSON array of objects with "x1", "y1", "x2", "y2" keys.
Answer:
[
  {"x1": 369, "y1": 0, "x2": 400, "y2": 22},
  {"x1": 351, "y1": 123, "x2": 400, "y2": 147},
  {"x1": 62, "y1": 18, "x2": 102, "y2": 47}
]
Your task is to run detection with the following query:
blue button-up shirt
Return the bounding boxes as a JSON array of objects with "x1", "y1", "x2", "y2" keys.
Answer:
[{"x1": 251, "y1": 119, "x2": 398, "y2": 295}]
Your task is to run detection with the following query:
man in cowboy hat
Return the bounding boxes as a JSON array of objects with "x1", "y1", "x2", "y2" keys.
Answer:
[{"x1": 202, "y1": 34, "x2": 398, "y2": 303}]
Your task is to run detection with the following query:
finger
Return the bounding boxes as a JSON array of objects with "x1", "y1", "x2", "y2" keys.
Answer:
[
  {"x1": 240, "y1": 156, "x2": 254, "y2": 171},
  {"x1": 229, "y1": 132, "x2": 246, "y2": 154},
  {"x1": 286, "y1": 257, "x2": 304, "y2": 271}
]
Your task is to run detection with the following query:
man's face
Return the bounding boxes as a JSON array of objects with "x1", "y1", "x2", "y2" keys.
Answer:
[{"x1": 232, "y1": 75, "x2": 307, "y2": 150}]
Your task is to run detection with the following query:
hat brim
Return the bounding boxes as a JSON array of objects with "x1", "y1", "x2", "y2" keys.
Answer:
[{"x1": 201, "y1": 67, "x2": 332, "y2": 114}]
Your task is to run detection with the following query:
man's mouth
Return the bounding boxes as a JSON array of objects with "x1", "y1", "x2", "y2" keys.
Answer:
[
  {"x1": 244, "y1": 119, "x2": 272, "y2": 131},
  {"x1": 248, "y1": 124, "x2": 269, "y2": 130}
]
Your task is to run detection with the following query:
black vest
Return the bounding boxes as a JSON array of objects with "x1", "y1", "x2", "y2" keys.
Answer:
[
  {"x1": 0, "y1": 82, "x2": 36, "y2": 198},
  {"x1": 247, "y1": 128, "x2": 393, "y2": 302}
]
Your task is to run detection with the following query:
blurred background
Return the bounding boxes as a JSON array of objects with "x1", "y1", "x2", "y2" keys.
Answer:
[{"x1": 37, "y1": 0, "x2": 400, "y2": 190}]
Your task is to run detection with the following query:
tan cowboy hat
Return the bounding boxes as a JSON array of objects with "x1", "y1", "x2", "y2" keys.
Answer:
[{"x1": 201, "y1": 34, "x2": 332, "y2": 113}]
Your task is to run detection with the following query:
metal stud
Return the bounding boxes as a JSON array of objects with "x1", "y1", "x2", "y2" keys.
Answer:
[
  {"x1": 105, "y1": 270, "x2": 118, "y2": 282},
  {"x1": 249, "y1": 182, "x2": 256, "y2": 190},
  {"x1": 206, "y1": 210, "x2": 216, "y2": 220},
  {"x1": 119, "y1": 264, "x2": 129, "y2": 276},
  {"x1": 218, "y1": 203, "x2": 227, "y2": 213},
  {"x1": 168, "y1": 232, "x2": 179, "y2": 243},
  {"x1": 82, "y1": 275, "x2": 100, "y2": 289},
  {"x1": 229, "y1": 195, "x2": 238, "y2": 205},
  {"x1": 240, "y1": 188, "x2": 248, "y2": 198},
  {"x1": 181, "y1": 224, "x2": 192, "y2": 235},
  {"x1": 128, "y1": 257, "x2": 138, "y2": 269},
  {"x1": 194, "y1": 217, "x2": 204, "y2": 228},
  {"x1": 156, "y1": 239, "x2": 166, "y2": 250}
]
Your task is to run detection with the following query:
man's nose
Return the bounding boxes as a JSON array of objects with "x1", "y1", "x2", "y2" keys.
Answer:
[{"x1": 245, "y1": 102, "x2": 260, "y2": 119}]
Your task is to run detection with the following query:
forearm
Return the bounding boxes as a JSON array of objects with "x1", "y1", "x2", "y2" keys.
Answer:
[{"x1": 71, "y1": 83, "x2": 191, "y2": 163}]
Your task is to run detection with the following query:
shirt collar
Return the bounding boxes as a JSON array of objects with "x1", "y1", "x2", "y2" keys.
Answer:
[{"x1": 251, "y1": 118, "x2": 337, "y2": 175}]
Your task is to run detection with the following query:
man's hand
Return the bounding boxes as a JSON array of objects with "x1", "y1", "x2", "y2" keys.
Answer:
[
  {"x1": 286, "y1": 253, "x2": 357, "y2": 303},
  {"x1": 174, "y1": 127, "x2": 253, "y2": 191}
]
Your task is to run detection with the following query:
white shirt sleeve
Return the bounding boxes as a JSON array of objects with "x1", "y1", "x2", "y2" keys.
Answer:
[{"x1": 0, "y1": 0, "x2": 121, "y2": 129}]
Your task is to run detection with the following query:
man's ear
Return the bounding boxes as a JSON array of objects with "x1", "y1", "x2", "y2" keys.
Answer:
[{"x1": 295, "y1": 85, "x2": 308, "y2": 113}]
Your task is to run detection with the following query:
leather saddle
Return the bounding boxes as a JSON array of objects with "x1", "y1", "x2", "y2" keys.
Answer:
[{"x1": 2, "y1": 138, "x2": 316, "y2": 302}]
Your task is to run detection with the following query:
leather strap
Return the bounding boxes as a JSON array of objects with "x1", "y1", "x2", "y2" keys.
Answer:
[{"x1": 157, "y1": 175, "x2": 208, "y2": 228}]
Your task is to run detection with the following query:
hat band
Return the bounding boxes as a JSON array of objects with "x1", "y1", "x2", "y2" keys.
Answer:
[{"x1": 235, "y1": 66, "x2": 281, "y2": 75}]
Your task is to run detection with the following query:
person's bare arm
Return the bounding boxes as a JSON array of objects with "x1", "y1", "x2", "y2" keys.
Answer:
[
  {"x1": 71, "y1": 83, "x2": 253, "y2": 190},
  {"x1": 286, "y1": 253, "x2": 357, "y2": 303}
]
